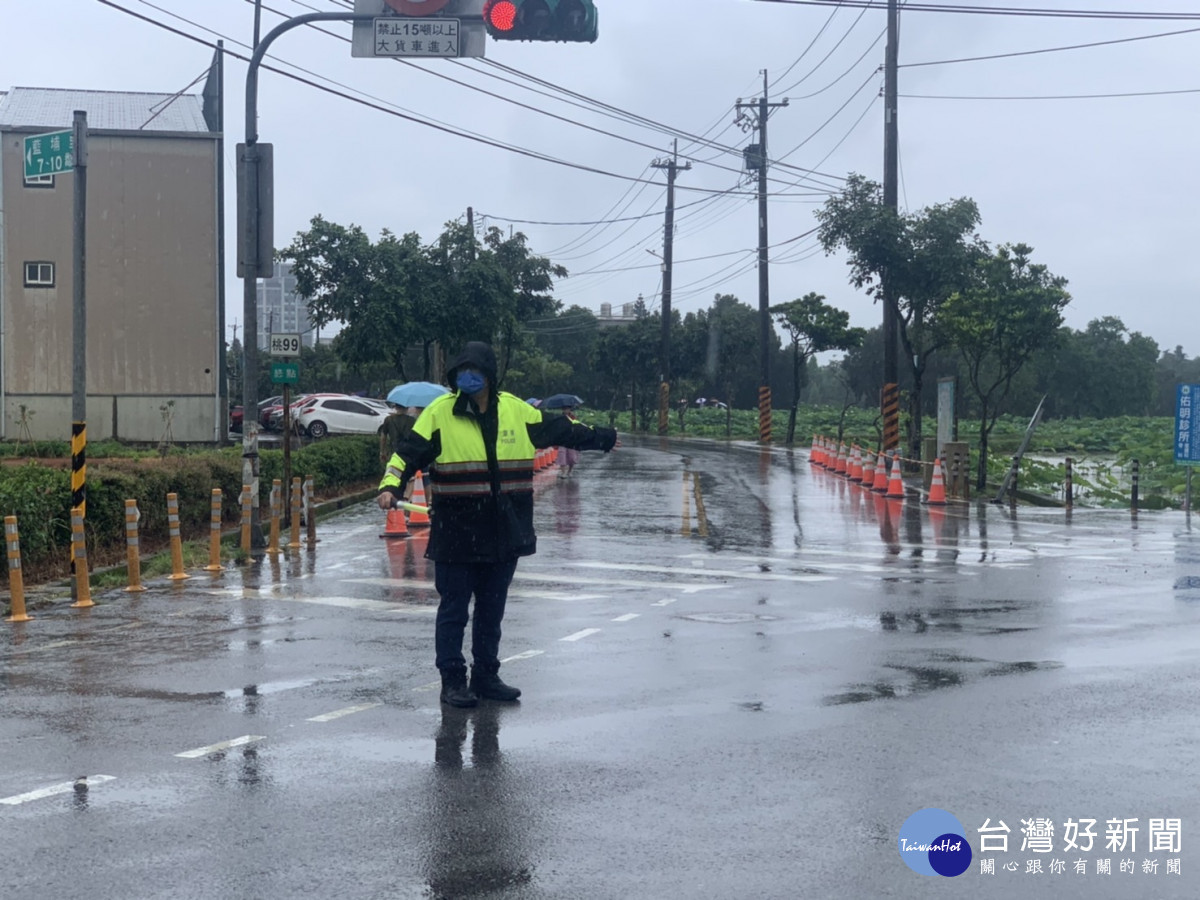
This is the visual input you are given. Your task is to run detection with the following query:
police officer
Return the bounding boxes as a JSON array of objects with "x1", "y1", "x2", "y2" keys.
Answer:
[{"x1": 377, "y1": 342, "x2": 618, "y2": 707}]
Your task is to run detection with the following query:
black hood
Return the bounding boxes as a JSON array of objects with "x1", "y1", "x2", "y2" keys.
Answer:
[{"x1": 445, "y1": 341, "x2": 499, "y2": 388}]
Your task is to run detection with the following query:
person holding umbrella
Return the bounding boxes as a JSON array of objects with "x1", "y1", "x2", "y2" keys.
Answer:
[{"x1": 377, "y1": 342, "x2": 619, "y2": 708}]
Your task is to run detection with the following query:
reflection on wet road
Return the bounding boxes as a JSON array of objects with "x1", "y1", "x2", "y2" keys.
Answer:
[{"x1": 3, "y1": 436, "x2": 1200, "y2": 899}]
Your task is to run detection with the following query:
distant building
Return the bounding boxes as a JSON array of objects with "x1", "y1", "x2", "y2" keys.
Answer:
[
  {"x1": 257, "y1": 261, "x2": 315, "y2": 349},
  {"x1": 0, "y1": 81, "x2": 222, "y2": 442},
  {"x1": 596, "y1": 301, "x2": 640, "y2": 329}
]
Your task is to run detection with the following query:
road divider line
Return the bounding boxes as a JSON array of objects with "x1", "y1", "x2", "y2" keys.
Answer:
[
  {"x1": 651, "y1": 598, "x2": 678, "y2": 607},
  {"x1": 501, "y1": 650, "x2": 545, "y2": 662},
  {"x1": 0, "y1": 775, "x2": 115, "y2": 806},
  {"x1": 175, "y1": 735, "x2": 265, "y2": 759},
  {"x1": 307, "y1": 703, "x2": 381, "y2": 723},
  {"x1": 560, "y1": 628, "x2": 601, "y2": 642},
  {"x1": 612, "y1": 613, "x2": 640, "y2": 622}
]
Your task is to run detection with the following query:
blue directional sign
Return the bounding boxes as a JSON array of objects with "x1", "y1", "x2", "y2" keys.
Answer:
[{"x1": 1174, "y1": 384, "x2": 1200, "y2": 464}]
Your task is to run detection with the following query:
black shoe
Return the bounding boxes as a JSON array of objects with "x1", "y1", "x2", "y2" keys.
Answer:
[
  {"x1": 470, "y1": 665, "x2": 521, "y2": 702},
  {"x1": 439, "y1": 667, "x2": 478, "y2": 708}
]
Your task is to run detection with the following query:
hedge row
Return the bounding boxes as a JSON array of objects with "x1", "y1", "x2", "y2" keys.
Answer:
[{"x1": 0, "y1": 435, "x2": 382, "y2": 581}]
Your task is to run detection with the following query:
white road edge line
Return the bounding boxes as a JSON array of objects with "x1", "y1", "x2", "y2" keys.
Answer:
[
  {"x1": 175, "y1": 735, "x2": 265, "y2": 759},
  {"x1": 560, "y1": 628, "x2": 601, "y2": 642},
  {"x1": 612, "y1": 613, "x2": 640, "y2": 622},
  {"x1": 0, "y1": 775, "x2": 116, "y2": 806},
  {"x1": 501, "y1": 650, "x2": 545, "y2": 662},
  {"x1": 307, "y1": 703, "x2": 381, "y2": 723}
]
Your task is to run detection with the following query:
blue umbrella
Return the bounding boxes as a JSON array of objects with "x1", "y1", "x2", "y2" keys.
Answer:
[
  {"x1": 542, "y1": 393, "x2": 585, "y2": 409},
  {"x1": 525, "y1": 397, "x2": 542, "y2": 408},
  {"x1": 388, "y1": 381, "x2": 449, "y2": 409}
]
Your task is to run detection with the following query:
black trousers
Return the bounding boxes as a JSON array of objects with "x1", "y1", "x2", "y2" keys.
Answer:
[{"x1": 433, "y1": 559, "x2": 519, "y2": 671}]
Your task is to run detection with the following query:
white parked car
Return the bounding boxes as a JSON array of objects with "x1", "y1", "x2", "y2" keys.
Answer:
[{"x1": 297, "y1": 396, "x2": 388, "y2": 438}]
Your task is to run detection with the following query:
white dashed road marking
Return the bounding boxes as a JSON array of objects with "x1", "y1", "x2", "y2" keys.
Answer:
[
  {"x1": 501, "y1": 650, "x2": 545, "y2": 663},
  {"x1": 0, "y1": 776, "x2": 116, "y2": 806},
  {"x1": 651, "y1": 598, "x2": 678, "y2": 607},
  {"x1": 307, "y1": 703, "x2": 381, "y2": 723},
  {"x1": 560, "y1": 628, "x2": 601, "y2": 642},
  {"x1": 175, "y1": 735, "x2": 265, "y2": 759},
  {"x1": 612, "y1": 613, "x2": 640, "y2": 622}
]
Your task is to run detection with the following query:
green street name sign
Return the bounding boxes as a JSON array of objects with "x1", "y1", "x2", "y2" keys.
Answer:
[
  {"x1": 24, "y1": 129, "x2": 75, "y2": 179},
  {"x1": 270, "y1": 362, "x2": 299, "y2": 385}
]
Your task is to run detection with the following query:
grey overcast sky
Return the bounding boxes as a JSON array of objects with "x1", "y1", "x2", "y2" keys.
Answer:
[{"x1": 3, "y1": 0, "x2": 1199, "y2": 356}]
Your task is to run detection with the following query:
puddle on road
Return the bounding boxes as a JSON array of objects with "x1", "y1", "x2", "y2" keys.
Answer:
[
  {"x1": 822, "y1": 658, "x2": 1062, "y2": 706},
  {"x1": 678, "y1": 613, "x2": 781, "y2": 625}
]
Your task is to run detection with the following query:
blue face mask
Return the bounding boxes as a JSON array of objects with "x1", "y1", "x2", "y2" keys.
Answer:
[{"x1": 456, "y1": 370, "x2": 486, "y2": 395}]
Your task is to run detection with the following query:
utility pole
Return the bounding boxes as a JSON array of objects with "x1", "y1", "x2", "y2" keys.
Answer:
[
  {"x1": 882, "y1": 0, "x2": 901, "y2": 455},
  {"x1": 651, "y1": 139, "x2": 690, "y2": 437},
  {"x1": 737, "y1": 72, "x2": 788, "y2": 444}
]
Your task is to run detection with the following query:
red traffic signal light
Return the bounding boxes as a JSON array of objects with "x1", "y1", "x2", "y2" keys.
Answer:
[{"x1": 484, "y1": 0, "x2": 518, "y2": 32}]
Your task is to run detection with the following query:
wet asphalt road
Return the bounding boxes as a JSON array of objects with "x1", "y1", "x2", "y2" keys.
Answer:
[{"x1": 3, "y1": 436, "x2": 1200, "y2": 899}]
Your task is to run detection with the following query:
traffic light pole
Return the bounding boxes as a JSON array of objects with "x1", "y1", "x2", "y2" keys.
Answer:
[
  {"x1": 651, "y1": 140, "x2": 689, "y2": 437},
  {"x1": 737, "y1": 73, "x2": 787, "y2": 444},
  {"x1": 241, "y1": 10, "x2": 376, "y2": 553}
]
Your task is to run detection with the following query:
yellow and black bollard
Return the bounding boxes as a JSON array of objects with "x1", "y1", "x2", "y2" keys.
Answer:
[
  {"x1": 166, "y1": 492, "x2": 189, "y2": 581},
  {"x1": 289, "y1": 477, "x2": 302, "y2": 550},
  {"x1": 240, "y1": 485, "x2": 252, "y2": 555},
  {"x1": 205, "y1": 489, "x2": 224, "y2": 572},
  {"x1": 267, "y1": 479, "x2": 282, "y2": 556},
  {"x1": 124, "y1": 500, "x2": 146, "y2": 593},
  {"x1": 69, "y1": 506, "x2": 93, "y2": 608},
  {"x1": 305, "y1": 476, "x2": 317, "y2": 549},
  {"x1": 5, "y1": 516, "x2": 30, "y2": 622}
]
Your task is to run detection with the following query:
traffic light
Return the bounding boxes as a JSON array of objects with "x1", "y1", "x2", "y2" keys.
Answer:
[{"x1": 483, "y1": 0, "x2": 598, "y2": 43}]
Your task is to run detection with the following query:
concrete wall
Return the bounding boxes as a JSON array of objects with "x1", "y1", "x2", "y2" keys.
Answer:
[{"x1": 0, "y1": 130, "x2": 220, "y2": 441}]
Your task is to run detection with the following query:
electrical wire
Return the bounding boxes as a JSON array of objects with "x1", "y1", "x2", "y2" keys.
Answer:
[
  {"x1": 902, "y1": 87, "x2": 1200, "y2": 99},
  {"x1": 901, "y1": 24, "x2": 1200, "y2": 67},
  {"x1": 748, "y1": 1, "x2": 1200, "y2": 21}
]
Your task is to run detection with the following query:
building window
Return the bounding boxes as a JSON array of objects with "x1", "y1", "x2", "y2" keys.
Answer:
[
  {"x1": 23, "y1": 262, "x2": 55, "y2": 287},
  {"x1": 23, "y1": 173, "x2": 55, "y2": 188}
]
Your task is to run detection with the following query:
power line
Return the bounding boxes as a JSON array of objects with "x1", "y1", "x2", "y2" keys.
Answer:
[
  {"x1": 901, "y1": 24, "x2": 1200, "y2": 67},
  {"x1": 749, "y1": 1, "x2": 1200, "y2": 20},
  {"x1": 902, "y1": 86, "x2": 1200, "y2": 99}
]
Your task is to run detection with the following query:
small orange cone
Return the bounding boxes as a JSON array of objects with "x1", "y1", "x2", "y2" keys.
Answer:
[
  {"x1": 861, "y1": 449, "x2": 876, "y2": 487},
  {"x1": 809, "y1": 436, "x2": 819, "y2": 465},
  {"x1": 408, "y1": 473, "x2": 431, "y2": 527},
  {"x1": 380, "y1": 506, "x2": 408, "y2": 539},
  {"x1": 886, "y1": 450, "x2": 906, "y2": 499},
  {"x1": 925, "y1": 458, "x2": 947, "y2": 505},
  {"x1": 852, "y1": 445, "x2": 865, "y2": 482},
  {"x1": 835, "y1": 442, "x2": 848, "y2": 475},
  {"x1": 872, "y1": 449, "x2": 890, "y2": 492}
]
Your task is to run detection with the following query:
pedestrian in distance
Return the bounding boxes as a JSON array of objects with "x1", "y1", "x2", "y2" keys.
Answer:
[
  {"x1": 555, "y1": 407, "x2": 582, "y2": 479},
  {"x1": 377, "y1": 341, "x2": 620, "y2": 708}
]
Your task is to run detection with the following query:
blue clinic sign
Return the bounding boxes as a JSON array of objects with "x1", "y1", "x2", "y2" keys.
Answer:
[{"x1": 1175, "y1": 385, "x2": 1200, "y2": 465}]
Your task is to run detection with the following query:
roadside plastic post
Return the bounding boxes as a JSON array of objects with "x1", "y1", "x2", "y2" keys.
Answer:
[
  {"x1": 205, "y1": 489, "x2": 224, "y2": 572},
  {"x1": 167, "y1": 492, "x2": 189, "y2": 581},
  {"x1": 5, "y1": 516, "x2": 30, "y2": 622},
  {"x1": 289, "y1": 477, "x2": 302, "y2": 549},
  {"x1": 267, "y1": 480, "x2": 282, "y2": 555},
  {"x1": 305, "y1": 476, "x2": 317, "y2": 548},
  {"x1": 69, "y1": 506, "x2": 93, "y2": 608},
  {"x1": 1064, "y1": 457, "x2": 1074, "y2": 509},
  {"x1": 124, "y1": 500, "x2": 146, "y2": 592},
  {"x1": 1131, "y1": 458, "x2": 1140, "y2": 513},
  {"x1": 240, "y1": 484, "x2": 252, "y2": 554}
]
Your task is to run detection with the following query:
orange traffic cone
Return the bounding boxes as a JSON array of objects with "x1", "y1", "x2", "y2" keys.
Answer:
[
  {"x1": 872, "y1": 449, "x2": 890, "y2": 492},
  {"x1": 835, "y1": 443, "x2": 848, "y2": 475},
  {"x1": 380, "y1": 505, "x2": 408, "y2": 539},
  {"x1": 846, "y1": 445, "x2": 859, "y2": 481},
  {"x1": 861, "y1": 449, "x2": 876, "y2": 488},
  {"x1": 925, "y1": 458, "x2": 947, "y2": 505},
  {"x1": 408, "y1": 473, "x2": 431, "y2": 527},
  {"x1": 886, "y1": 450, "x2": 906, "y2": 499},
  {"x1": 809, "y1": 436, "x2": 819, "y2": 465}
]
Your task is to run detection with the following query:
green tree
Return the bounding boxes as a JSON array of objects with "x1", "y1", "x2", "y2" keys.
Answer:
[
  {"x1": 940, "y1": 243, "x2": 1070, "y2": 488},
  {"x1": 816, "y1": 174, "x2": 985, "y2": 460},
  {"x1": 771, "y1": 293, "x2": 865, "y2": 444},
  {"x1": 705, "y1": 294, "x2": 761, "y2": 435}
]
